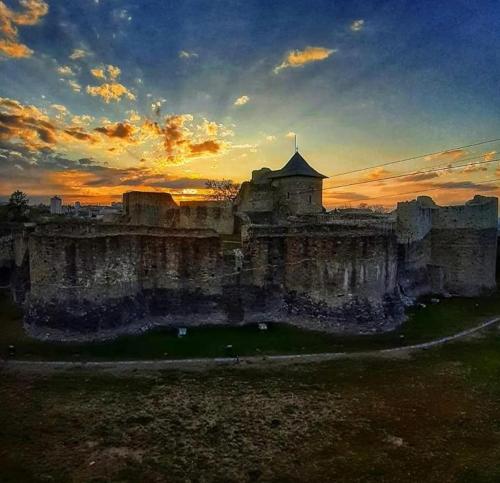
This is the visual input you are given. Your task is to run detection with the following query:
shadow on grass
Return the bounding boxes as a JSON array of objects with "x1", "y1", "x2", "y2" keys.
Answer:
[{"x1": 1, "y1": 288, "x2": 500, "y2": 361}]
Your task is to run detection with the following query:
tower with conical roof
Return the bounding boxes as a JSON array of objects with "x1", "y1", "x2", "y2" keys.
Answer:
[
  {"x1": 269, "y1": 151, "x2": 326, "y2": 216},
  {"x1": 236, "y1": 150, "x2": 326, "y2": 220}
]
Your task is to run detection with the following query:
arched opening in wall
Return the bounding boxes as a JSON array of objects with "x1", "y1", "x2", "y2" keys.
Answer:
[
  {"x1": 308, "y1": 195, "x2": 312, "y2": 204},
  {"x1": 287, "y1": 192, "x2": 290, "y2": 199}
]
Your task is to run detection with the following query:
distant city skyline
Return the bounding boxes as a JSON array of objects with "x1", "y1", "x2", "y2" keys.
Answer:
[{"x1": 1, "y1": 0, "x2": 500, "y2": 208}]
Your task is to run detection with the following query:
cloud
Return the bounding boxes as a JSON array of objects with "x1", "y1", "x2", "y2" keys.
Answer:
[
  {"x1": 94, "y1": 122, "x2": 136, "y2": 141},
  {"x1": 274, "y1": 46, "x2": 336, "y2": 74},
  {"x1": 0, "y1": 96, "x2": 142, "y2": 153},
  {"x1": 159, "y1": 114, "x2": 227, "y2": 163},
  {"x1": 90, "y1": 67, "x2": 106, "y2": 79},
  {"x1": 179, "y1": 50, "x2": 198, "y2": 59},
  {"x1": 126, "y1": 110, "x2": 141, "y2": 123},
  {"x1": 350, "y1": 19, "x2": 365, "y2": 31},
  {"x1": 0, "y1": 96, "x2": 230, "y2": 174},
  {"x1": 461, "y1": 162, "x2": 488, "y2": 173},
  {"x1": 0, "y1": 0, "x2": 48, "y2": 58},
  {"x1": 483, "y1": 150, "x2": 497, "y2": 161},
  {"x1": 435, "y1": 181, "x2": 498, "y2": 191},
  {"x1": 400, "y1": 172, "x2": 440, "y2": 182},
  {"x1": 107, "y1": 65, "x2": 121, "y2": 80},
  {"x1": 86, "y1": 65, "x2": 134, "y2": 103},
  {"x1": 0, "y1": 143, "x2": 213, "y2": 203},
  {"x1": 266, "y1": 135, "x2": 276, "y2": 142},
  {"x1": 0, "y1": 96, "x2": 58, "y2": 149},
  {"x1": 324, "y1": 191, "x2": 369, "y2": 201},
  {"x1": 199, "y1": 119, "x2": 218, "y2": 136},
  {"x1": 90, "y1": 64, "x2": 121, "y2": 80},
  {"x1": 69, "y1": 48, "x2": 89, "y2": 60},
  {"x1": 50, "y1": 104, "x2": 69, "y2": 118},
  {"x1": 365, "y1": 167, "x2": 391, "y2": 180},
  {"x1": 0, "y1": 39, "x2": 32, "y2": 57},
  {"x1": 57, "y1": 65, "x2": 76, "y2": 76},
  {"x1": 234, "y1": 95, "x2": 250, "y2": 106},
  {"x1": 86, "y1": 82, "x2": 136, "y2": 103},
  {"x1": 67, "y1": 79, "x2": 82, "y2": 92},
  {"x1": 71, "y1": 114, "x2": 94, "y2": 126},
  {"x1": 424, "y1": 148, "x2": 465, "y2": 162},
  {"x1": 285, "y1": 131, "x2": 296, "y2": 138}
]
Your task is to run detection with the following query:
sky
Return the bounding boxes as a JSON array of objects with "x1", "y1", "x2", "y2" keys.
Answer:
[{"x1": 1, "y1": 0, "x2": 500, "y2": 208}]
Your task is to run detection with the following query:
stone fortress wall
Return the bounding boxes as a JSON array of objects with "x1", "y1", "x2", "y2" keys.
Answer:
[
  {"x1": 25, "y1": 224, "x2": 225, "y2": 334},
  {"x1": 178, "y1": 200, "x2": 234, "y2": 235},
  {"x1": 396, "y1": 195, "x2": 498, "y2": 297},
  {"x1": 0, "y1": 193, "x2": 494, "y2": 340},
  {"x1": 1, "y1": 147, "x2": 497, "y2": 339}
]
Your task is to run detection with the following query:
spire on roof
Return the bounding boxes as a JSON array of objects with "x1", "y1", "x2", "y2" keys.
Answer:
[{"x1": 269, "y1": 151, "x2": 327, "y2": 179}]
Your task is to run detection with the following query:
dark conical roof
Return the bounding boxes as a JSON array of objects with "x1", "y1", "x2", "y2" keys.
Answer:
[{"x1": 269, "y1": 151, "x2": 327, "y2": 179}]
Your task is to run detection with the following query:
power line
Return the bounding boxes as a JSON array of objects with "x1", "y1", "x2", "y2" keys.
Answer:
[
  {"x1": 347, "y1": 177, "x2": 500, "y2": 203},
  {"x1": 322, "y1": 156, "x2": 500, "y2": 192},
  {"x1": 328, "y1": 137, "x2": 500, "y2": 178}
]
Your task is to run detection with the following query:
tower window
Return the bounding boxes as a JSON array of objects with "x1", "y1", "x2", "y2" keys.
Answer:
[
  {"x1": 287, "y1": 192, "x2": 290, "y2": 199},
  {"x1": 308, "y1": 195, "x2": 312, "y2": 203}
]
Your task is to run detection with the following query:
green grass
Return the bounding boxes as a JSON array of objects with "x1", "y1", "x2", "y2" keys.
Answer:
[{"x1": 2, "y1": 288, "x2": 500, "y2": 361}]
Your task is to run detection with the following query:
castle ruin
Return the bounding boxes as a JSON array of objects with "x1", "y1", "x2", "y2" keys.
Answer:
[{"x1": 1, "y1": 151, "x2": 497, "y2": 340}]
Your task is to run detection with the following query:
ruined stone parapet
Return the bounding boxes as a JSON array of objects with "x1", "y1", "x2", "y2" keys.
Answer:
[
  {"x1": 123, "y1": 191, "x2": 179, "y2": 227},
  {"x1": 396, "y1": 195, "x2": 498, "y2": 297},
  {"x1": 178, "y1": 200, "x2": 234, "y2": 235},
  {"x1": 431, "y1": 195, "x2": 498, "y2": 230},
  {"x1": 396, "y1": 196, "x2": 434, "y2": 243}
]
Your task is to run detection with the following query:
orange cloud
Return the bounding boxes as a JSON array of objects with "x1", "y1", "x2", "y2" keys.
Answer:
[
  {"x1": 189, "y1": 139, "x2": 221, "y2": 155},
  {"x1": 0, "y1": 38, "x2": 32, "y2": 57},
  {"x1": 90, "y1": 67, "x2": 106, "y2": 79},
  {"x1": 86, "y1": 82, "x2": 136, "y2": 103},
  {"x1": 0, "y1": 0, "x2": 48, "y2": 58},
  {"x1": 90, "y1": 64, "x2": 121, "y2": 81},
  {"x1": 94, "y1": 122, "x2": 136, "y2": 141},
  {"x1": 365, "y1": 167, "x2": 391, "y2": 180},
  {"x1": 0, "y1": 96, "x2": 57, "y2": 149},
  {"x1": 159, "y1": 114, "x2": 226, "y2": 163},
  {"x1": 274, "y1": 46, "x2": 336, "y2": 73},
  {"x1": 424, "y1": 148, "x2": 465, "y2": 162}
]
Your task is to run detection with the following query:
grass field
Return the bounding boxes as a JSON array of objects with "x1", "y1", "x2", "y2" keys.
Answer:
[
  {"x1": 2, "y1": 331, "x2": 500, "y2": 482},
  {"x1": 1, "y1": 289, "x2": 500, "y2": 361},
  {"x1": 3, "y1": 291, "x2": 500, "y2": 480}
]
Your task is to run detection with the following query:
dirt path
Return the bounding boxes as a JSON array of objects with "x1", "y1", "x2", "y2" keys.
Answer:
[{"x1": 2, "y1": 316, "x2": 499, "y2": 373}]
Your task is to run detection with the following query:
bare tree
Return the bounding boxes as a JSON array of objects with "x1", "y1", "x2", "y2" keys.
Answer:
[{"x1": 205, "y1": 179, "x2": 241, "y2": 201}]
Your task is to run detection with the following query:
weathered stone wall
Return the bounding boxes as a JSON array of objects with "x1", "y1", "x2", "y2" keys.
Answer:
[
  {"x1": 396, "y1": 195, "x2": 498, "y2": 297},
  {"x1": 272, "y1": 176, "x2": 324, "y2": 215},
  {"x1": 236, "y1": 180, "x2": 275, "y2": 214},
  {"x1": 239, "y1": 222, "x2": 403, "y2": 333},
  {"x1": 396, "y1": 196, "x2": 433, "y2": 244},
  {"x1": 0, "y1": 224, "x2": 32, "y2": 301},
  {"x1": 123, "y1": 191, "x2": 179, "y2": 227},
  {"x1": 25, "y1": 225, "x2": 225, "y2": 334},
  {"x1": 178, "y1": 201, "x2": 234, "y2": 235},
  {"x1": 429, "y1": 227, "x2": 497, "y2": 295},
  {"x1": 0, "y1": 229, "x2": 14, "y2": 285}
]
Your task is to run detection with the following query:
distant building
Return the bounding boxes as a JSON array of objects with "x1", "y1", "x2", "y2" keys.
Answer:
[{"x1": 50, "y1": 196, "x2": 62, "y2": 215}]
